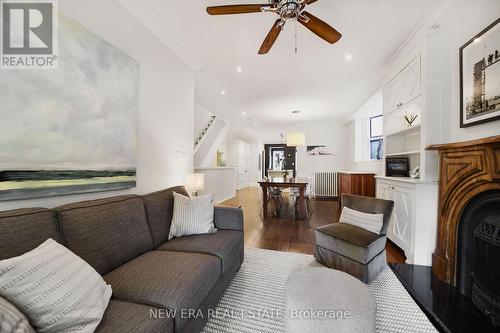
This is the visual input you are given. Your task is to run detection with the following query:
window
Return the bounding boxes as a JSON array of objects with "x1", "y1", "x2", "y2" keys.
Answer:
[{"x1": 369, "y1": 115, "x2": 383, "y2": 160}]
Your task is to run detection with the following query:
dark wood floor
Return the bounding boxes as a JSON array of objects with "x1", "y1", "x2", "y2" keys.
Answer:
[{"x1": 221, "y1": 186, "x2": 406, "y2": 264}]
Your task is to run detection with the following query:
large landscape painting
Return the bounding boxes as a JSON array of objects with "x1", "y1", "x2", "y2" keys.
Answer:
[{"x1": 0, "y1": 14, "x2": 139, "y2": 201}]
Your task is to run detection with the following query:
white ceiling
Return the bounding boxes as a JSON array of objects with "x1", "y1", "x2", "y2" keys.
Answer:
[{"x1": 144, "y1": 0, "x2": 439, "y2": 133}]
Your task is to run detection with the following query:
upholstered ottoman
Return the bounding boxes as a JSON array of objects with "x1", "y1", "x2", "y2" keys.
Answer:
[
  {"x1": 285, "y1": 267, "x2": 376, "y2": 333},
  {"x1": 315, "y1": 194, "x2": 394, "y2": 283}
]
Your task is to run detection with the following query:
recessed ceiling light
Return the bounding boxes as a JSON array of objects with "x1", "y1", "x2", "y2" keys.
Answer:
[
  {"x1": 291, "y1": 110, "x2": 301, "y2": 114},
  {"x1": 220, "y1": 90, "x2": 226, "y2": 96},
  {"x1": 236, "y1": 66, "x2": 243, "y2": 73},
  {"x1": 345, "y1": 54, "x2": 353, "y2": 61},
  {"x1": 242, "y1": 111, "x2": 247, "y2": 116}
]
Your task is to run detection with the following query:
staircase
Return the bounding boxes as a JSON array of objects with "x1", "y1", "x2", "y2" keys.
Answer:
[
  {"x1": 194, "y1": 114, "x2": 228, "y2": 168},
  {"x1": 194, "y1": 115, "x2": 216, "y2": 148}
]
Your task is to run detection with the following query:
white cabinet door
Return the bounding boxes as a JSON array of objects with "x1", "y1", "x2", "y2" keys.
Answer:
[
  {"x1": 385, "y1": 75, "x2": 401, "y2": 114},
  {"x1": 377, "y1": 183, "x2": 397, "y2": 243},
  {"x1": 377, "y1": 181, "x2": 415, "y2": 258},
  {"x1": 401, "y1": 55, "x2": 421, "y2": 104},
  {"x1": 400, "y1": 55, "x2": 421, "y2": 104},
  {"x1": 237, "y1": 142, "x2": 250, "y2": 188},
  {"x1": 392, "y1": 186, "x2": 413, "y2": 253}
]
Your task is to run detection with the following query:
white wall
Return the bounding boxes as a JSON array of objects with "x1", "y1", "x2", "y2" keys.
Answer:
[
  {"x1": 346, "y1": 121, "x2": 385, "y2": 175},
  {"x1": 433, "y1": 0, "x2": 500, "y2": 142},
  {"x1": 345, "y1": 90, "x2": 384, "y2": 174},
  {"x1": 391, "y1": 0, "x2": 500, "y2": 145},
  {"x1": 247, "y1": 140, "x2": 263, "y2": 185},
  {"x1": 252, "y1": 120, "x2": 349, "y2": 180},
  {"x1": 195, "y1": 168, "x2": 236, "y2": 203},
  {"x1": 0, "y1": 0, "x2": 194, "y2": 211},
  {"x1": 295, "y1": 121, "x2": 349, "y2": 179}
]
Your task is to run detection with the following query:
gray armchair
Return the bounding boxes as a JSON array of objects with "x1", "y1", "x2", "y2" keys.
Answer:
[{"x1": 314, "y1": 194, "x2": 394, "y2": 283}]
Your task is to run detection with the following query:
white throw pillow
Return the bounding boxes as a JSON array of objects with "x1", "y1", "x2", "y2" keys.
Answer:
[
  {"x1": 339, "y1": 207, "x2": 384, "y2": 235},
  {"x1": 0, "y1": 239, "x2": 112, "y2": 333},
  {"x1": 168, "y1": 192, "x2": 217, "y2": 240}
]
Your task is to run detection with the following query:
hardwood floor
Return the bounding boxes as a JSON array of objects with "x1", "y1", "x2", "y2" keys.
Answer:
[{"x1": 221, "y1": 186, "x2": 406, "y2": 264}]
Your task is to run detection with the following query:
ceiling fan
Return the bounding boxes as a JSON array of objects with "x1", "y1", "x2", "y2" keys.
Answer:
[{"x1": 206, "y1": 0, "x2": 342, "y2": 55}]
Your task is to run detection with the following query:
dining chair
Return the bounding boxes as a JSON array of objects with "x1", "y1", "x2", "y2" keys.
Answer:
[
  {"x1": 261, "y1": 187, "x2": 283, "y2": 218},
  {"x1": 290, "y1": 187, "x2": 313, "y2": 218}
]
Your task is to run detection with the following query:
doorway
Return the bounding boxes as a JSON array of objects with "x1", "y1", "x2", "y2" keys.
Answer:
[{"x1": 263, "y1": 144, "x2": 297, "y2": 178}]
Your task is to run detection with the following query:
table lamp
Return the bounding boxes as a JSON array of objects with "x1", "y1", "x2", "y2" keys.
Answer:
[{"x1": 187, "y1": 173, "x2": 205, "y2": 197}]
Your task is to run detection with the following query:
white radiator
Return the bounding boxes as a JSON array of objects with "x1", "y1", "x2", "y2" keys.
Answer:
[{"x1": 313, "y1": 172, "x2": 339, "y2": 198}]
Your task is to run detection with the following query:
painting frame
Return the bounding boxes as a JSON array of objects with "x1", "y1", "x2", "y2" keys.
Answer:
[
  {"x1": 0, "y1": 14, "x2": 139, "y2": 202},
  {"x1": 460, "y1": 18, "x2": 500, "y2": 128},
  {"x1": 306, "y1": 145, "x2": 335, "y2": 156}
]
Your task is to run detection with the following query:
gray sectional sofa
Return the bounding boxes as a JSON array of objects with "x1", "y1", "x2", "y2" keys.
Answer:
[{"x1": 0, "y1": 186, "x2": 244, "y2": 333}]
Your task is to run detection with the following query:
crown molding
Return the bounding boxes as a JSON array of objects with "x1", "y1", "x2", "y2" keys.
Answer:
[
  {"x1": 118, "y1": 0, "x2": 204, "y2": 71},
  {"x1": 340, "y1": 0, "x2": 461, "y2": 123},
  {"x1": 382, "y1": 0, "x2": 460, "y2": 72}
]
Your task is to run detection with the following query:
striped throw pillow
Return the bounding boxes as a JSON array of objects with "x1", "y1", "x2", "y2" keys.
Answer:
[
  {"x1": 0, "y1": 296, "x2": 35, "y2": 333},
  {"x1": 339, "y1": 207, "x2": 384, "y2": 235},
  {"x1": 168, "y1": 192, "x2": 217, "y2": 240},
  {"x1": 0, "y1": 239, "x2": 112, "y2": 333}
]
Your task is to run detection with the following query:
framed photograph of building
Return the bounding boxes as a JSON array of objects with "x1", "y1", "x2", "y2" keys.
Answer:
[{"x1": 460, "y1": 18, "x2": 500, "y2": 128}]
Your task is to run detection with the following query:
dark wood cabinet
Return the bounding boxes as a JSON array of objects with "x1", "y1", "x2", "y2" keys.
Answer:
[{"x1": 339, "y1": 172, "x2": 376, "y2": 200}]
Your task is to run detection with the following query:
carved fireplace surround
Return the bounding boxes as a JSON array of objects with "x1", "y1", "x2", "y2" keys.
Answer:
[{"x1": 427, "y1": 135, "x2": 500, "y2": 285}]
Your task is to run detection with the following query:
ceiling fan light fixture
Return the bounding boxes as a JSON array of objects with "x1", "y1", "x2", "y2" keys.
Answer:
[
  {"x1": 277, "y1": 0, "x2": 301, "y2": 21},
  {"x1": 207, "y1": 0, "x2": 342, "y2": 54}
]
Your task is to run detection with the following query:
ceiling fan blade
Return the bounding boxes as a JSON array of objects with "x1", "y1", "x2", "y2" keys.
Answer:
[
  {"x1": 298, "y1": 11, "x2": 342, "y2": 44},
  {"x1": 206, "y1": 4, "x2": 269, "y2": 15},
  {"x1": 304, "y1": 0, "x2": 319, "y2": 4},
  {"x1": 258, "y1": 20, "x2": 283, "y2": 55}
]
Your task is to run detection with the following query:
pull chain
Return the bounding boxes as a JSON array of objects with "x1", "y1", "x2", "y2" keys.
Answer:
[{"x1": 294, "y1": 20, "x2": 298, "y2": 54}]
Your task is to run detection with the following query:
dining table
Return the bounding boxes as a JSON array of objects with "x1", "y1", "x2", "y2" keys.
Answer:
[{"x1": 258, "y1": 177, "x2": 309, "y2": 220}]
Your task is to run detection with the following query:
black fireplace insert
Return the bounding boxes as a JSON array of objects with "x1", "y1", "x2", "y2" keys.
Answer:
[{"x1": 457, "y1": 190, "x2": 500, "y2": 327}]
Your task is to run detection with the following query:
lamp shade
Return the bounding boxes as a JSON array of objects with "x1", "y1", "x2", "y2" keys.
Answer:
[
  {"x1": 186, "y1": 173, "x2": 205, "y2": 191},
  {"x1": 286, "y1": 132, "x2": 306, "y2": 147}
]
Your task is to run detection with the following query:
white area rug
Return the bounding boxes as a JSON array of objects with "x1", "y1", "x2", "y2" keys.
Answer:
[{"x1": 202, "y1": 248, "x2": 437, "y2": 333}]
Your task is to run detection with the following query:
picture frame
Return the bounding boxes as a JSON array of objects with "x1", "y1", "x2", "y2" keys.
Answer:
[
  {"x1": 306, "y1": 145, "x2": 336, "y2": 156},
  {"x1": 459, "y1": 18, "x2": 500, "y2": 128}
]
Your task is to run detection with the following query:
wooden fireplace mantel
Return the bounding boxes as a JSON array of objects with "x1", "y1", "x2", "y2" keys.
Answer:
[
  {"x1": 426, "y1": 135, "x2": 500, "y2": 284},
  {"x1": 427, "y1": 135, "x2": 500, "y2": 150}
]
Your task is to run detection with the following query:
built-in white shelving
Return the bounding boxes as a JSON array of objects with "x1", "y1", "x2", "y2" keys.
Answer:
[
  {"x1": 386, "y1": 150, "x2": 420, "y2": 157},
  {"x1": 377, "y1": 49, "x2": 439, "y2": 266},
  {"x1": 385, "y1": 124, "x2": 421, "y2": 137}
]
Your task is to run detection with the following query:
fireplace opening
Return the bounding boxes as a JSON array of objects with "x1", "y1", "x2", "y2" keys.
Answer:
[{"x1": 457, "y1": 190, "x2": 500, "y2": 326}]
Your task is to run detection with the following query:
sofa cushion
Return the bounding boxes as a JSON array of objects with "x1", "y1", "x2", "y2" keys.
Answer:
[
  {"x1": 56, "y1": 195, "x2": 154, "y2": 275},
  {"x1": 103, "y1": 251, "x2": 221, "y2": 331},
  {"x1": 213, "y1": 206, "x2": 244, "y2": 232},
  {"x1": 0, "y1": 208, "x2": 60, "y2": 260},
  {"x1": 157, "y1": 230, "x2": 243, "y2": 274},
  {"x1": 168, "y1": 192, "x2": 217, "y2": 240},
  {"x1": 0, "y1": 239, "x2": 112, "y2": 333},
  {"x1": 142, "y1": 186, "x2": 189, "y2": 247},
  {"x1": 342, "y1": 194, "x2": 394, "y2": 235},
  {"x1": 339, "y1": 207, "x2": 384, "y2": 235},
  {"x1": 315, "y1": 223, "x2": 386, "y2": 264},
  {"x1": 96, "y1": 300, "x2": 173, "y2": 333}
]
